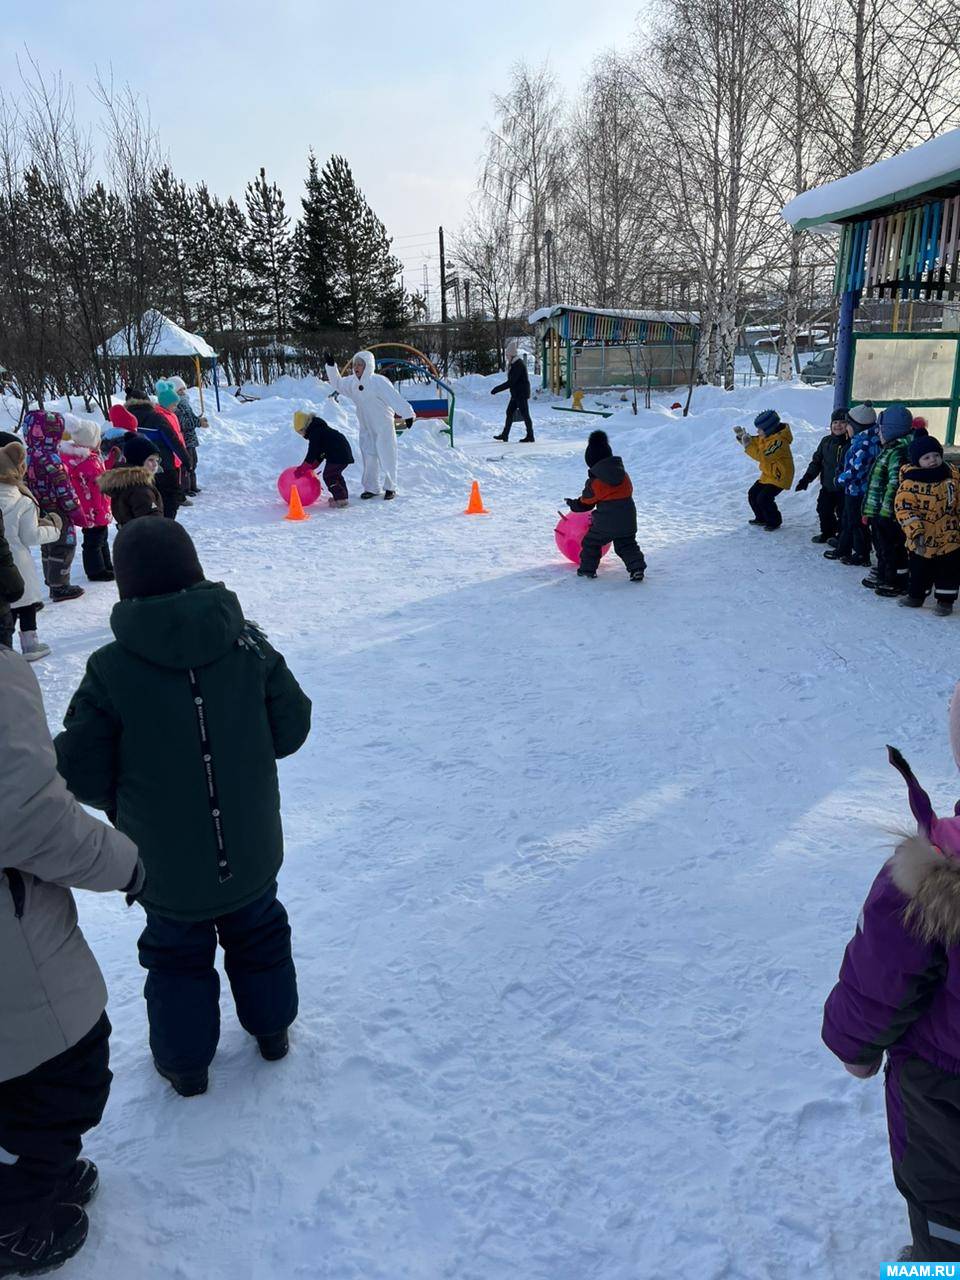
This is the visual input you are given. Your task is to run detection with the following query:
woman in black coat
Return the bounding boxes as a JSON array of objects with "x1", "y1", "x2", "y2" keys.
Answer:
[{"x1": 491, "y1": 340, "x2": 534, "y2": 443}]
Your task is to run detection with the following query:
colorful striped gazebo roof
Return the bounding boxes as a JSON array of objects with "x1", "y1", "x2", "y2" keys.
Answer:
[{"x1": 529, "y1": 305, "x2": 699, "y2": 345}]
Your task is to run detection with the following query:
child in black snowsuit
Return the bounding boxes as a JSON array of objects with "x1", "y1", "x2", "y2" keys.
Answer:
[
  {"x1": 566, "y1": 430, "x2": 646, "y2": 581},
  {"x1": 292, "y1": 412, "x2": 354, "y2": 507},
  {"x1": 795, "y1": 407, "x2": 849, "y2": 543}
]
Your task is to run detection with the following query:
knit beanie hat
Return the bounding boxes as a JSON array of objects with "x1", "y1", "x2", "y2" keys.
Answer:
[
  {"x1": 585, "y1": 429, "x2": 613, "y2": 467},
  {"x1": 168, "y1": 376, "x2": 187, "y2": 394},
  {"x1": 120, "y1": 434, "x2": 160, "y2": 468},
  {"x1": 0, "y1": 430, "x2": 19, "y2": 448},
  {"x1": 155, "y1": 380, "x2": 179, "y2": 409},
  {"x1": 830, "y1": 407, "x2": 848, "y2": 423},
  {"x1": 113, "y1": 518, "x2": 205, "y2": 600},
  {"x1": 754, "y1": 409, "x2": 781, "y2": 435},
  {"x1": 108, "y1": 404, "x2": 138, "y2": 432},
  {"x1": 848, "y1": 402, "x2": 877, "y2": 427},
  {"x1": 125, "y1": 385, "x2": 150, "y2": 402},
  {"x1": 879, "y1": 403, "x2": 914, "y2": 442},
  {"x1": 909, "y1": 434, "x2": 944, "y2": 465},
  {"x1": 66, "y1": 418, "x2": 102, "y2": 449}
]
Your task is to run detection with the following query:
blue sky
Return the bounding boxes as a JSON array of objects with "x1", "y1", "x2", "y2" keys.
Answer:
[{"x1": 9, "y1": 0, "x2": 636, "y2": 307}]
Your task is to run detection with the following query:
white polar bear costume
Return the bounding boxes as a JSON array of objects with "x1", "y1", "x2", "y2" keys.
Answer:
[{"x1": 324, "y1": 351, "x2": 415, "y2": 496}]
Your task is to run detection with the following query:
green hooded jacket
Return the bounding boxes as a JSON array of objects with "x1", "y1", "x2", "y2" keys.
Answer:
[
  {"x1": 54, "y1": 581, "x2": 312, "y2": 921},
  {"x1": 863, "y1": 437, "x2": 911, "y2": 519}
]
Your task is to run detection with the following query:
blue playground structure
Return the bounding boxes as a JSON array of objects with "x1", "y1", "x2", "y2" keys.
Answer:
[{"x1": 367, "y1": 343, "x2": 456, "y2": 447}]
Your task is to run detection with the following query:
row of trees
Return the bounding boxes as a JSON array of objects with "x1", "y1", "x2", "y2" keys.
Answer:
[
  {"x1": 459, "y1": 0, "x2": 960, "y2": 386},
  {"x1": 0, "y1": 65, "x2": 411, "y2": 408}
]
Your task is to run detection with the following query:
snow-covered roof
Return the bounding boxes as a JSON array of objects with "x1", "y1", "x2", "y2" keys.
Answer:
[
  {"x1": 782, "y1": 129, "x2": 960, "y2": 231},
  {"x1": 103, "y1": 310, "x2": 217, "y2": 360},
  {"x1": 528, "y1": 304, "x2": 700, "y2": 326}
]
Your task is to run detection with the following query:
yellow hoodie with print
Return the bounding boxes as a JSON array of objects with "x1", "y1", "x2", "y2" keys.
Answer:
[{"x1": 744, "y1": 425, "x2": 795, "y2": 490}]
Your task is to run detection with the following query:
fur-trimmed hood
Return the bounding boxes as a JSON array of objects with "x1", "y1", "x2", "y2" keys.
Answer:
[
  {"x1": 98, "y1": 465, "x2": 155, "y2": 494},
  {"x1": 124, "y1": 396, "x2": 155, "y2": 410},
  {"x1": 891, "y1": 834, "x2": 960, "y2": 947}
]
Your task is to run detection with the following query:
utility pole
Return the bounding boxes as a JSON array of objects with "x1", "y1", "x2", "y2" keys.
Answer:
[{"x1": 439, "y1": 225, "x2": 449, "y2": 375}]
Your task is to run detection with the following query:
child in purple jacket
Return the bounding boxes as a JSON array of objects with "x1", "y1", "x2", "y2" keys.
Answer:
[
  {"x1": 24, "y1": 410, "x2": 84, "y2": 601},
  {"x1": 823, "y1": 689, "x2": 960, "y2": 1263}
]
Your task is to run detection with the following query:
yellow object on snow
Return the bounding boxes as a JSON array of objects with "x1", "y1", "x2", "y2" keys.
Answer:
[{"x1": 743, "y1": 426, "x2": 795, "y2": 490}]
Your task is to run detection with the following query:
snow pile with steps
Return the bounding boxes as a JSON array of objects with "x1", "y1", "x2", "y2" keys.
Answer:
[{"x1": 10, "y1": 375, "x2": 956, "y2": 1279}]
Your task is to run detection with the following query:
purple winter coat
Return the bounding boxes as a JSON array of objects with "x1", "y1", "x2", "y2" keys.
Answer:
[
  {"x1": 24, "y1": 411, "x2": 82, "y2": 544},
  {"x1": 823, "y1": 747, "x2": 960, "y2": 1247}
]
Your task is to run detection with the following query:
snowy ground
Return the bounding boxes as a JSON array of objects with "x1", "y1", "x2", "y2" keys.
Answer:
[{"x1": 13, "y1": 373, "x2": 960, "y2": 1278}]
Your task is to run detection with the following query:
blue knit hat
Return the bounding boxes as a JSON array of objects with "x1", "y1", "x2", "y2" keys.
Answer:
[
  {"x1": 754, "y1": 409, "x2": 781, "y2": 435},
  {"x1": 909, "y1": 433, "x2": 943, "y2": 466},
  {"x1": 878, "y1": 403, "x2": 913, "y2": 441}
]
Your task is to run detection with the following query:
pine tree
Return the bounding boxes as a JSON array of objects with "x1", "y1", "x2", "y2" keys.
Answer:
[
  {"x1": 317, "y1": 155, "x2": 407, "y2": 339},
  {"x1": 244, "y1": 166, "x2": 293, "y2": 337},
  {"x1": 152, "y1": 165, "x2": 198, "y2": 326},
  {"x1": 294, "y1": 150, "x2": 338, "y2": 332}
]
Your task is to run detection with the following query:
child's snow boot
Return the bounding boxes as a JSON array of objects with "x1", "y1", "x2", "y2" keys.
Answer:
[
  {"x1": 861, "y1": 574, "x2": 879, "y2": 590},
  {"x1": 155, "y1": 1063, "x2": 208, "y2": 1097},
  {"x1": 57, "y1": 1160, "x2": 99, "y2": 1208},
  {"x1": 811, "y1": 532, "x2": 831, "y2": 543},
  {"x1": 19, "y1": 632, "x2": 50, "y2": 662},
  {"x1": 823, "y1": 548, "x2": 843, "y2": 560},
  {"x1": 876, "y1": 583, "x2": 905, "y2": 598},
  {"x1": 50, "y1": 585, "x2": 84, "y2": 603},
  {"x1": 577, "y1": 569, "x2": 597, "y2": 579},
  {"x1": 0, "y1": 1204, "x2": 88, "y2": 1276},
  {"x1": 899, "y1": 596, "x2": 924, "y2": 608},
  {"x1": 935, "y1": 601, "x2": 954, "y2": 617},
  {"x1": 842, "y1": 554, "x2": 869, "y2": 566},
  {"x1": 629, "y1": 569, "x2": 645, "y2": 582},
  {"x1": 257, "y1": 1030, "x2": 289, "y2": 1062}
]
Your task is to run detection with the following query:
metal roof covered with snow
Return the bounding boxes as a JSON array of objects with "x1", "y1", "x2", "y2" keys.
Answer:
[{"x1": 782, "y1": 129, "x2": 960, "y2": 231}]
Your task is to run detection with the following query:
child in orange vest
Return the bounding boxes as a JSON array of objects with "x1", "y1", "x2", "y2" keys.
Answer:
[{"x1": 565, "y1": 431, "x2": 646, "y2": 581}]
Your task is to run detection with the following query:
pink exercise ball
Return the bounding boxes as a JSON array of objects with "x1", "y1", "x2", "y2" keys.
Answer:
[
  {"x1": 555, "y1": 510, "x2": 611, "y2": 565},
  {"x1": 277, "y1": 467, "x2": 323, "y2": 507}
]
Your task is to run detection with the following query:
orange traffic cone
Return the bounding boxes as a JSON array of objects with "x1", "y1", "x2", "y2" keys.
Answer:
[
  {"x1": 284, "y1": 484, "x2": 309, "y2": 521},
  {"x1": 464, "y1": 481, "x2": 488, "y2": 515}
]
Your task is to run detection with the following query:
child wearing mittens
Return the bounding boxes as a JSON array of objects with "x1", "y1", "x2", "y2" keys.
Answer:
[
  {"x1": 734, "y1": 409, "x2": 795, "y2": 531},
  {"x1": 23, "y1": 410, "x2": 84, "y2": 602},
  {"x1": 61, "y1": 417, "x2": 114, "y2": 583},
  {"x1": 565, "y1": 430, "x2": 646, "y2": 581},
  {"x1": 823, "y1": 689, "x2": 960, "y2": 1263},
  {"x1": 292, "y1": 412, "x2": 354, "y2": 507}
]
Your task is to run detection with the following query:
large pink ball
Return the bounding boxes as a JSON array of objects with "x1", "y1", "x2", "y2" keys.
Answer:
[
  {"x1": 277, "y1": 467, "x2": 323, "y2": 507},
  {"x1": 555, "y1": 510, "x2": 611, "y2": 565}
]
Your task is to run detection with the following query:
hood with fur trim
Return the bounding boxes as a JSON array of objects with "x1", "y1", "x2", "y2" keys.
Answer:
[
  {"x1": 891, "y1": 835, "x2": 960, "y2": 948},
  {"x1": 98, "y1": 465, "x2": 156, "y2": 494}
]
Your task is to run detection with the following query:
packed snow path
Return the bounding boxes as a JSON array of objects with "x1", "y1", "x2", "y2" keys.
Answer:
[{"x1": 25, "y1": 378, "x2": 959, "y2": 1279}]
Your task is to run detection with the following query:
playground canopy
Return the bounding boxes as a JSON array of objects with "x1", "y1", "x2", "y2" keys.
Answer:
[
  {"x1": 102, "y1": 309, "x2": 221, "y2": 410},
  {"x1": 782, "y1": 128, "x2": 960, "y2": 443},
  {"x1": 528, "y1": 304, "x2": 700, "y2": 395}
]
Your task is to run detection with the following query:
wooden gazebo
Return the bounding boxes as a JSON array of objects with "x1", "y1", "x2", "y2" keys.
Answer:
[{"x1": 783, "y1": 130, "x2": 960, "y2": 443}]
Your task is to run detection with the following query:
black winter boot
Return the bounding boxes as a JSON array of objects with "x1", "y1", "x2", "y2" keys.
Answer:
[
  {"x1": 577, "y1": 569, "x2": 597, "y2": 579},
  {"x1": 899, "y1": 596, "x2": 924, "y2": 608},
  {"x1": 935, "y1": 601, "x2": 954, "y2": 617},
  {"x1": 257, "y1": 1030, "x2": 289, "y2": 1061},
  {"x1": 519, "y1": 433, "x2": 535, "y2": 443},
  {"x1": 383, "y1": 491, "x2": 396, "y2": 501},
  {"x1": 629, "y1": 569, "x2": 645, "y2": 582},
  {"x1": 155, "y1": 1063, "x2": 208, "y2": 1097},
  {"x1": 49, "y1": 585, "x2": 84, "y2": 603},
  {"x1": 811, "y1": 533, "x2": 831, "y2": 544},
  {"x1": 360, "y1": 492, "x2": 378, "y2": 500},
  {"x1": 0, "y1": 1205, "x2": 88, "y2": 1276},
  {"x1": 493, "y1": 432, "x2": 509, "y2": 442},
  {"x1": 57, "y1": 1160, "x2": 99, "y2": 1207}
]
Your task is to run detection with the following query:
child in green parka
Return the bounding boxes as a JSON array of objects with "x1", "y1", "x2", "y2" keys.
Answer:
[{"x1": 862, "y1": 403, "x2": 914, "y2": 597}]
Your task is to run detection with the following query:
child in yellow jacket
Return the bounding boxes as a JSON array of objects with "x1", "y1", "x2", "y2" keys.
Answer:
[
  {"x1": 894, "y1": 434, "x2": 960, "y2": 615},
  {"x1": 734, "y1": 409, "x2": 795, "y2": 531}
]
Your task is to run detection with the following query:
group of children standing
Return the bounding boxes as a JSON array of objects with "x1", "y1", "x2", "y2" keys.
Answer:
[
  {"x1": 737, "y1": 400, "x2": 960, "y2": 614},
  {"x1": 0, "y1": 381, "x2": 207, "y2": 661}
]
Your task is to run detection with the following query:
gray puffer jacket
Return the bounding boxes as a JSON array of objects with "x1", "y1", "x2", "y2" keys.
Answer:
[{"x1": 1, "y1": 647, "x2": 140, "y2": 1083}]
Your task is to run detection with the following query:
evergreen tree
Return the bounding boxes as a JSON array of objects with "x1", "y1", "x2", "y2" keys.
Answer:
[
  {"x1": 244, "y1": 166, "x2": 293, "y2": 337},
  {"x1": 152, "y1": 165, "x2": 198, "y2": 326},
  {"x1": 294, "y1": 150, "x2": 338, "y2": 331},
  {"x1": 317, "y1": 155, "x2": 408, "y2": 339}
]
